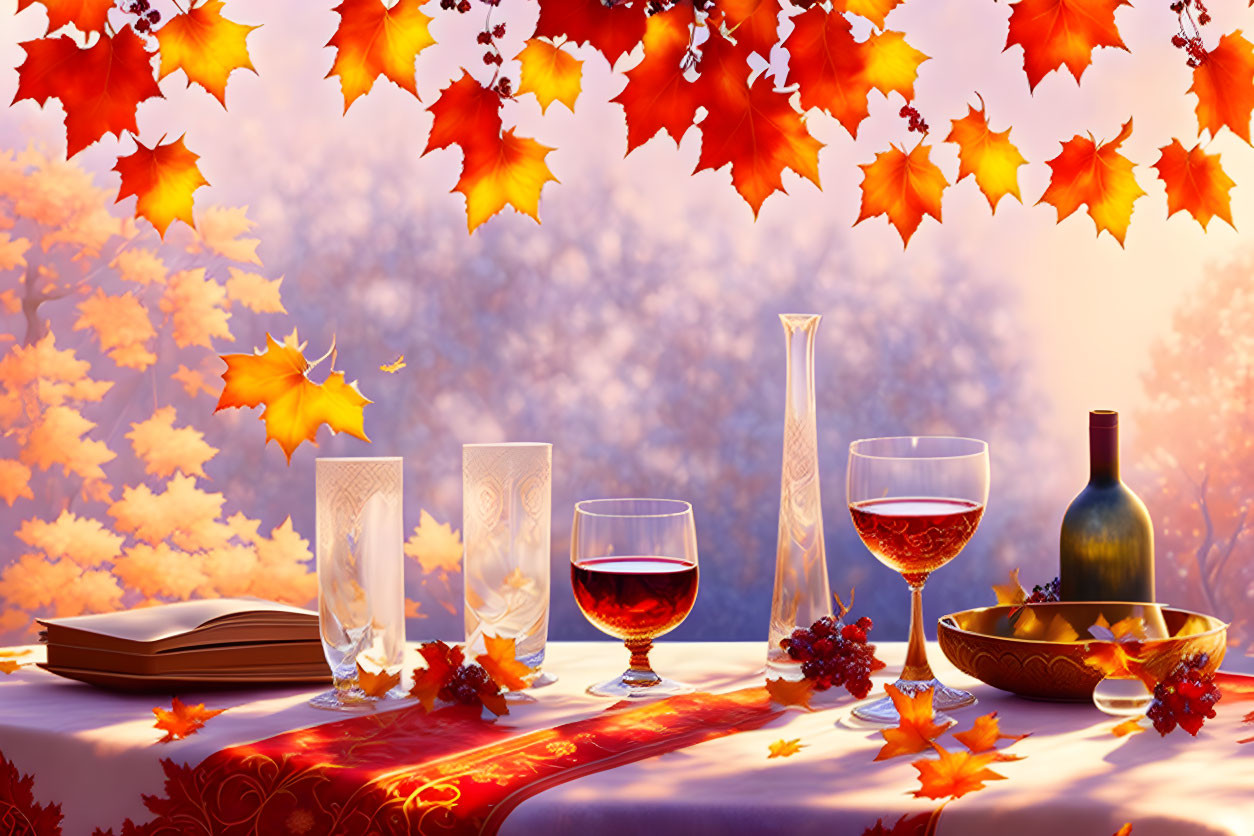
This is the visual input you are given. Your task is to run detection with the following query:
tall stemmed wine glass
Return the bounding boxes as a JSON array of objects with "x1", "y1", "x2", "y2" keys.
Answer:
[
  {"x1": 571, "y1": 499, "x2": 699, "y2": 699},
  {"x1": 847, "y1": 437, "x2": 989, "y2": 723}
]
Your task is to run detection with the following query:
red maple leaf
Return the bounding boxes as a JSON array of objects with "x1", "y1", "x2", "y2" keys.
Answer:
[
  {"x1": 424, "y1": 70, "x2": 503, "y2": 156},
  {"x1": 1003, "y1": 0, "x2": 1130, "y2": 92},
  {"x1": 533, "y1": 0, "x2": 647, "y2": 67},
  {"x1": 710, "y1": 0, "x2": 782, "y2": 58},
  {"x1": 612, "y1": 0, "x2": 699, "y2": 152}
]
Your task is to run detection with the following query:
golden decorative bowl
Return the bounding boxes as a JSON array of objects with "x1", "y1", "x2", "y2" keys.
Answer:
[{"x1": 937, "y1": 602, "x2": 1228, "y2": 701}]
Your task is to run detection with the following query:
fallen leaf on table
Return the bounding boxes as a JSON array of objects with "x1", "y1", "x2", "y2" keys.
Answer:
[
  {"x1": 356, "y1": 663, "x2": 400, "y2": 697},
  {"x1": 380, "y1": 355, "x2": 405, "y2": 373},
  {"x1": 410, "y1": 640, "x2": 463, "y2": 712},
  {"x1": 767, "y1": 738, "x2": 804, "y2": 758},
  {"x1": 992, "y1": 568, "x2": 1027, "y2": 606},
  {"x1": 0, "y1": 661, "x2": 23, "y2": 674},
  {"x1": 874, "y1": 684, "x2": 953, "y2": 761},
  {"x1": 952, "y1": 711, "x2": 1028, "y2": 758},
  {"x1": 766, "y1": 676, "x2": 815, "y2": 709},
  {"x1": 475, "y1": 634, "x2": 537, "y2": 691},
  {"x1": 911, "y1": 742, "x2": 1007, "y2": 800},
  {"x1": 1112, "y1": 717, "x2": 1146, "y2": 737},
  {"x1": 153, "y1": 696, "x2": 225, "y2": 742}
]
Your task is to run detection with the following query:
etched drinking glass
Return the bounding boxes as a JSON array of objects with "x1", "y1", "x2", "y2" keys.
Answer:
[
  {"x1": 847, "y1": 437, "x2": 989, "y2": 723},
  {"x1": 312, "y1": 457, "x2": 405, "y2": 710},
  {"x1": 463, "y1": 442, "x2": 554, "y2": 688}
]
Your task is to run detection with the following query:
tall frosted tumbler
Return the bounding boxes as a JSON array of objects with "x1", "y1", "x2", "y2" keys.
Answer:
[
  {"x1": 314, "y1": 457, "x2": 405, "y2": 710},
  {"x1": 464, "y1": 443, "x2": 552, "y2": 683}
]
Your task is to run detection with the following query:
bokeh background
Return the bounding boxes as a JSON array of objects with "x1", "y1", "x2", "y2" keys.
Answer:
[{"x1": 1, "y1": 0, "x2": 1252, "y2": 670}]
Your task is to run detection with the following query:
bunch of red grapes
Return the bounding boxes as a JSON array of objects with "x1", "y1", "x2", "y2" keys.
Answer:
[
  {"x1": 438, "y1": 662, "x2": 500, "y2": 706},
  {"x1": 1146, "y1": 653, "x2": 1222, "y2": 736},
  {"x1": 780, "y1": 615, "x2": 886, "y2": 699}
]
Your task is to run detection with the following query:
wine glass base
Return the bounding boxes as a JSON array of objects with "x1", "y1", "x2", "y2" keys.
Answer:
[
  {"x1": 308, "y1": 688, "x2": 407, "y2": 712},
  {"x1": 851, "y1": 678, "x2": 976, "y2": 725},
  {"x1": 587, "y1": 674, "x2": 692, "y2": 700}
]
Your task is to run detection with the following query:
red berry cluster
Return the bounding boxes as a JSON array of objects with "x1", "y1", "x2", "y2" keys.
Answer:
[
  {"x1": 780, "y1": 614, "x2": 886, "y2": 699},
  {"x1": 438, "y1": 661, "x2": 501, "y2": 706},
  {"x1": 1170, "y1": 0, "x2": 1210, "y2": 68},
  {"x1": 899, "y1": 105, "x2": 929, "y2": 135},
  {"x1": 1026, "y1": 577, "x2": 1060, "y2": 604},
  {"x1": 438, "y1": 0, "x2": 472, "y2": 12},
  {"x1": 1146, "y1": 653, "x2": 1222, "y2": 736},
  {"x1": 123, "y1": 0, "x2": 160, "y2": 33}
]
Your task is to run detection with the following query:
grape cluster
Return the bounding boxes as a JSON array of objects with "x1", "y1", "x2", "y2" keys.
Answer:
[
  {"x1": 1026, "y1": 577, "x2": 1060, "y2": 603},
  {"x1": 1169, "y1": 0, "x2": 1210, "y2": 68},
  {"x1": 123, "y1": 0, "x2": 160, "y2": 33},
  {"x1": 438, "y1": 0, "x2": 473, "y2": 12},
  {"x1": 1146, "y1": 653, "x2": 1222, "y2": 736},
  {"x1": 899, "y1": 105, "x2": 929, "y2": 135},
  {"x1": 780, "y1": 614, "x2": 885, "y2": 699},
  {"x1": 438, "y1": 662, "x2": 498, "y2": 706}
]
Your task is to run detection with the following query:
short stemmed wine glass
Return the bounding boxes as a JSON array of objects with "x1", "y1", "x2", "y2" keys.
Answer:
[
  {"x1": 847, "y1": 437, "x2": 990, "y2": 723},
  {"x1": 571, "y1": 499, "x2": 699, "y2": 699}
]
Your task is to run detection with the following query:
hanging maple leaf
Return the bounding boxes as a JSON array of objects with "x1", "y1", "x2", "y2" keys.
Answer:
[
  {"x1": 404, "y1": 510, "x2": 463, "y2": 574},
  {"x1": 991, "y1": 567, "x2": 1027, "y2": 606},
  {"x1": 516, "y1": 38, "x2": 583, "y2": 114},
  {"x1": 861, "y1": 30, "x2": 929, "y2": 100},
  {"x1": 951, "y1": 711, "x2": 1028, "y2": 758},
  {"x1": 152, "y1": 696, "x2": 225, "y2": 742},
  {"x1": 874, "y1": 684, "x2": 954, "y2": 760},
  {"x1": 1004, "y1": 0, "x2": 1129, "y2": 91},
  {"x1": 766, "y1": 676, "x2": 815, "y2": 708},
  {"x1": 1189, "y1": 30, "x2": 1254, "y2": 145},
  {"x1": 113, "y1": 135, "x2": 209, "y2": 237},
  {"x1": 695, "y1": 31, "x2": 822, "y2": 215},
  {"x1": 711, "y1": 0, "x2": 782, "y2": 58},
  {"x1": 533, "y1": 0, "x2": 648, "y2": 67},
  {"x1": 13, "y1": 27, "x2": 163, "y2": 157},
  {"x1": 767, "y1": 738, "x2": 804, "y2": 758},
  {"x1": 856, "y1": 142, "x2": 947, "y2": 246},
  {"x1": 1038, "y1": 118, "x2": 1144, "y2": 246},
  {"x1": 945, "y1": 97, "x2": 1027, "y2": 212},
  {"x1": 783, "y1": 8, "x2": 873, "y2": 136},
  {"x1": 475, "y1": 634, "x2": 538, "y2": 691},
  {"x1": 612, "y1": 0, "x2": 699, "y2": 152},
  {"x1": 454, "y1": 129, "x2": 557, "y2": 232},
  {"x1": 911, "y1": 743, "x2": 1008, "y2": 800},
  {"x1": 424, "y1": 71, "x2": 504, "y2": 156},
  {"x1": 325, "y1": 0, "x2": 435, "y2": 111},
  {"x1": 215, "y1": 333, "x2": 372, "y2": 462},
  {"x1": 356, "y1": 662, "x2": 400, "y2": 697},
  {"x1": 841, "y1": 0, "x2": 905, "y2": 30},
  {"x1": 155, "y1": 0, "x2": 258, "y2": 107},
  {"x1": 16, "y1": 0, "x2": 113, "y2": 34}
]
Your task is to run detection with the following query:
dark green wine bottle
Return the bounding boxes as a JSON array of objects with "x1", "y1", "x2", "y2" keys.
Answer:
[{"x1": 1059, "y1": 410, "x2": 1155, "y2": 602}]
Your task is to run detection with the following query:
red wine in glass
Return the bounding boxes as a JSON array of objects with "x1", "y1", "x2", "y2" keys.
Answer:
[
  {"x1": 571, "y1": 556, "x2": 698, "y2": 640},
  {"x1": 849, "y1": 498, "x2": 984, "y2": 587}
]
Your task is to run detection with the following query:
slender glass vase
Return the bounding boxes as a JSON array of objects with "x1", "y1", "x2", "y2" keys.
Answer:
[{"x1": 767, "y1": 314, "x2": 832, "y2": 673}]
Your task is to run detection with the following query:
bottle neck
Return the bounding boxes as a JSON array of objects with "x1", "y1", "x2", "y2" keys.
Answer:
[{"x1": 1089, "y1": 424, "x2": 1119, "y2": 483}]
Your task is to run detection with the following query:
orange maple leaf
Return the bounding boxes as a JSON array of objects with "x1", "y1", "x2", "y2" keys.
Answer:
[
  {"x1": 126, "y1": 406, "x2": 218, "y2": 479},
  {"x1": 695, "y1": 31, "x2": 822, "y2": 215},
  {"x1": 840, "y1": 0, "x2": 904, "y2": 29},
  {"x1": 13, "y1": 27, "x2": 163, "y2": 157},
  {"x1": 160, "y1": 269, "x2": 233, "y2": 348},
  {"x1": 215, "y1": 333, "x2": 372, "y2": 462},
  {"x1": 113, "y1": 136, "x2": 209, "y2": 237},
  {"x1": 152, "y1": 696, "x2": 225, "y2": 742},
  {"x1": 516, "y1": 38, "x2": 583, "y2": 114},
  {"x1": 0, "y1": 660, "x2": 23, "y2": 674},
  {"x1": 356, "y1": 662, "x2": 400, "y2": 697},
  {"x1": 952, "y1": 711, "x2": 1029, "y2": 758},
  {"x1": 945, "y1": 97, "x2": 1027, "y2": 212},
  {"x1": 1003, "y1": 0, "x2": 1130, "y2": 92},
  {"x1": 1038, "y1": 118, "x2": 1144, "y2": 246},
  {"x1": 424, "y1": 71, "x2": 504, "y2": 156},
  {"x1": 1190, "y1": 31, "x2": 1254, "y2": 144},
  {"x1": 856, "y1": 142, "x2": 946, "y2": 246},
  {"x1": 172, "y1": 364, "x2": 217, "y2": 399},
  {"x1": 612, "y1": 1, "x2": 699, "y2": 152},
  {"x1": 766, "y1": 676, "x2": 815, "y2": 708},
  {"x1": 783, "y1": 8, "x2": 872, "y2": 137},
  {"x1": 410, "y1": 640, "x2": 463, "y2": 712},
  {"x1": 1154, "y1": 139, "x2": 1236, "y2": 232},
  {"x1": 533, "y1": 0, "x2": 648, "y2": 67},
  {"x1": 0, "y1": 460, "x2": 34, "y2": 506},
  {"x1": 224, "y1": 268, "x2": 285, "y2": 314},
  {"x1": 155, "y1": 0, "x2": 259, "y2": 107},
  {"x1": 861, "y1": 30, "x2": 929, "y2": 100},
  {"x1": 112, "y1": 248, "x2": 167, "y2": 286},
  {"x1": 325, "y1": 0, "x2": 435, "y2": 111},
  {"x1": 711, "y1": 0, "x2": 781, "y2": 58},
  {"x1": 16, "y1": 0, "x2": 113, "y2": 33},
  {"x1": 1113, "y1": 826, "x2": 1132, "y2": 836},
  {"x1": 404, "y1": 598, "x2": 425, "y2": 619},
  {"x1": 189, "y1": 205, "x2": 261, "y2": 265},
  {"x1": 454, "y1": 129, "x2": 557, "y2": 232},
  {"x1": 874, "y1": 684, "x2": 954, "y2": 760},
  {"x1": 911, "y1": 742, "x2": 1008, "y2": 800},
  {"x1": 475, "y1": 634, "x2": 538, "y2": 691},
  {"x1": 1111, "y1": 717, "x2": 1146, "y2": 737},
  {"x1": 73, "y1": 287, "x2": 157, "y2": 370},
  {"x1": 767, "y1": 738, "x2": 804, "y2": 758}
]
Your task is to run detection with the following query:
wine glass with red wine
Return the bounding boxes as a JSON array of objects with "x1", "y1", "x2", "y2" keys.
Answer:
[
  {"x1": 571, "y1": 498, "x2": 699, "y2": 698},
  {"x1": 847, "y1": 436, "x2": 989, "y2": 724}
]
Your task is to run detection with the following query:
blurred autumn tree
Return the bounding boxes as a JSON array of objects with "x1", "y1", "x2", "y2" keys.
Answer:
[
  {"x1": 0, "y1": 145, "x2": 316, "y2": 639},
  {"x1": 1139, "y1": 259, "x2": 1254, "y2": 657}
]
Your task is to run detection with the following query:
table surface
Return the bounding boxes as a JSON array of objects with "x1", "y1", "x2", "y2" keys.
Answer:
[{"x1": 1, "y1": 640, "x2": 1251, "y2": 836}]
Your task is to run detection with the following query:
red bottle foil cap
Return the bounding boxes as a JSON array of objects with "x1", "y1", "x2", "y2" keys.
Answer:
[{"x1": 1090, "y1": 410, "x2": 1118, "y2": 428}]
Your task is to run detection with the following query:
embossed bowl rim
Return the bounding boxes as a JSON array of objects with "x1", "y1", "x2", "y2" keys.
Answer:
[{"x1": 938, "y1": 602, "x2": 1229, "y2": 646}]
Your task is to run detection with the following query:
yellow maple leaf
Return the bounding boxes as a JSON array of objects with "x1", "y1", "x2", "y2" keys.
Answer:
[
  {"x1": 1111, "y1": 717, "x2": 1146, "y2": 737},
  {"x1": 0, "y1": 233, "x2": 30, "y2": 271},
  {"x1": 215, "y1": 333, "x2": 372, "y2": 462},
  {"x1": 356, "y1": 662, "x2": 400, "y2": 696},
  {"x1": 0, "y1": 459, "x2": 33, "y2": 505},
  {"x1": 16, "y1": 510, "x2": 122, "y2": 567},
  {"x1": 189, "y1": 206, "x2": 261, "y2": 264},
  {"x1": 515, "y1": 38, "x2": 583, "y2": 114},
  {"x1": 112, "y1": 248, "x2": 167, "y2": 285},
  {"x1": 404, "y1": 509, "x2": 463, "y2": 574},
  {"x1": 874, "y1": 684, "x2": 954, "y2": 760},
  {"x1": 126, "y1": 406, "x2": 219, "y2": 478},
  {"x1": 455, "y1": 130, "x2": 558, "y2": 232},
  {"x1": 841, "y1": 0, "x2": 904, "y2": 29},
  {"x1": 113, "y1": 136, "x2": 209, "y2": 238},
  {"x1": 766, "y1": 676, "x2": 816, "y2": 709},
  {"x1": 155, "y1": 0, "x2": 259, "y2": 107},
  {"x1": 379, "y1": 355, "x2": 406, "y2": 373},
  {"x1": 224, "y1": 267, "x2": 285, "y2": 314},
  {"x1": 325, "y1": 0, "x2": 435, "y2": 110},
  {"x1": 861, "y1": 29, "x2": 929, "y2": 100},
  {"x1": 767, "y1": 738, "x2": 804, "y2": 758},
  {"x1": 160, "y1": 269, "x2": 233, "y2": 348},
  {"x1": 73, "y1": 288, "x2": 157, "y2": 370},
  {"x1": 475, "y1": 634, "x2": 538, "y2": 691},
  {"x1": 945, "y1": 96, "x2": 1028, "y2": 212}
]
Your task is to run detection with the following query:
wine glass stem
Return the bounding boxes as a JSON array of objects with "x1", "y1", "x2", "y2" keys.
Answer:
[
  {"x1": 901, "y1": 582, "x2": 935, "y2": 682},
  {"x1": 622, "y1": 637, "x2": 661, "y2": 687}
]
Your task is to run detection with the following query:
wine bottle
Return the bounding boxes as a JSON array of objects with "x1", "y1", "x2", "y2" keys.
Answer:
[{"x1": 1060, "y1": 410, "x2": 1155, "y2": 602}]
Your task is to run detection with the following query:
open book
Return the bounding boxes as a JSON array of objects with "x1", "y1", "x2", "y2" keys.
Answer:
[{"x1": 38, "y1": 598, "x2": 330, "y2": 690}]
